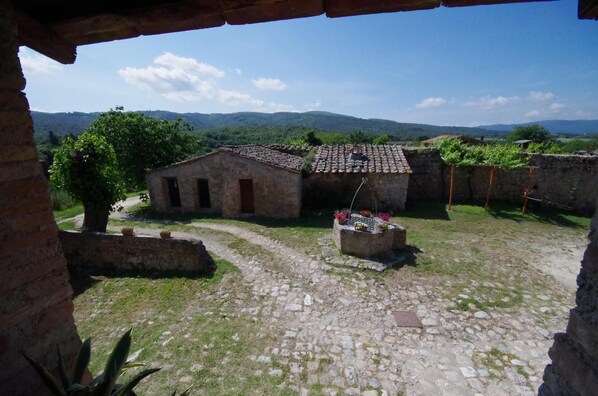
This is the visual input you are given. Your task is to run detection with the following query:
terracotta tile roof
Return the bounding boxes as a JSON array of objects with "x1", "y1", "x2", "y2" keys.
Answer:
[
  {"x1": 219, "y1": 145, "x2": 304, "y2": 172},
  {"x1": 311, "y1": 145, "x2": 411, "y2": 174}
]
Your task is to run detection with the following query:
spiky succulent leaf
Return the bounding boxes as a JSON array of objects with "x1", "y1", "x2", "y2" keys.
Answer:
[
  {"x1": 22, "y1": 352, "x2": 67, "y2": 396},
  {"x1": 73, "y1": 338, "x2": 92, "y2": 384},
  {"x1": 57, "y1": 345, "x2": 71, "y2": 390},
  {"x1": 93, "y1": 329, "x2": 132, "y2": 396},
  {"x1": 112, "y1": 368, "x2": 161, "y2": 396}
]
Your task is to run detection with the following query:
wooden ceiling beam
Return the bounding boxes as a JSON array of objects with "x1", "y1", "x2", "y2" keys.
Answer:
[
  {"x1": 15, "y1": 10, "x2": 76, "y2": 64},
  {"x1": 579, "y1": 0, "x2": 598, "y2": 19},
  {"x1": 442, "y1": 0, "x2": 551, "y2": 7},
  {"x1": 223, "y1": 0, "x2": 324, "y2": 25},
  {"x1": 324, "y1": 0, "x2": 440, "y2": 18}
]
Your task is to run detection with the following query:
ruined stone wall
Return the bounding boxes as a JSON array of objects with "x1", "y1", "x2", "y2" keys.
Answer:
[
  {"x1": 0, "y1": 4, "x2": 81, "y2": 394},
  {"x1": 147, "y1": 151, "x2": 302, "y2": 218},
  {"x1": 540, "y1": 205, "x2": 598, "y2": 395},
  {"x1": 59, "y1": 231, "x2": 215, "y2": 275},
  {"x1": 303, "y1": 173, "x2": 409, "y2": 211},
  {"x1": 403, "y1": 147, "x2": 597, "y2": 214}
]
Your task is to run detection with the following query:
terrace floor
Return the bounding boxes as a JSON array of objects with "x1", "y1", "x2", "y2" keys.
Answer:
[{"x1": 67, "y1": 200, "x2": 591, "y2": 395}]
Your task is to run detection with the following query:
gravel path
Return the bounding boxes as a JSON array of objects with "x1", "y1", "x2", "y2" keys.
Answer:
[{"x1": 113, "y1": 221, "x2": 574, "y2": 396}]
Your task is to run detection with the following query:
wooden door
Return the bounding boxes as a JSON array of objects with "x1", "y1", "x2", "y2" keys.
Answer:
[
  {"x1": 239, "y1": 179, "x2": 255, "y2": 213},
  {"x1": 197, "y1": 179, "x2": 211, "y2": 209},
  {"x1": 167, "y1": 177, "x2": 181, "y2": 207}
]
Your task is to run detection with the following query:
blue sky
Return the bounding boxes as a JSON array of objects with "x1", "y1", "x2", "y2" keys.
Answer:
[{"x1": 19, "y1": 1, "x2": 598, "y2": 127}]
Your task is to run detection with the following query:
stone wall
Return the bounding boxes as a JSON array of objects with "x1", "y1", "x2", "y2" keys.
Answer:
[
  {"x1": 540, "y1": 205, "x2": 598, "y2": 395},
  {"x1": 303, "y1": 173, "x2": 409, "y2": 211},
  {"x1": 147, "y1": 151, "x2": 302, "y2": 218},
  {"x1": 0, "y1": 4, "x2": 82, "y2": 394},
  {"x1": 402, "y1": 147, "x2": 444, "y2": 201},
  {"x1": 59, "y1": 231, "x2": 216, "y2": 275},
  {"x1": 403, "y1": 147, "x2": 598, "y2": 214}
]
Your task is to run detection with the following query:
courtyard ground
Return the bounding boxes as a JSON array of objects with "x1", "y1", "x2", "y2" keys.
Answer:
[{"x1": 65, "y1": 200, "x2": 591, "y2": 395}]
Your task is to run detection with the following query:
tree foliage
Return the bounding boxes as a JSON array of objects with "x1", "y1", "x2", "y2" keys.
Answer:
[
  {"x1": 434, "y1": 138, "x2": 528, "y2": 169},
  {"x1": 373, "y1": 134, "x2": 390, "y2": 145},
  {"x1": 507, "y1": 124, "x2": 554, "y2": 143},
  {"x1": 50, "y1": 132, "x2": 125, "y2": 231},
  {"x1": 87, "y1": 107, "x2": 200, "y2": 190}
]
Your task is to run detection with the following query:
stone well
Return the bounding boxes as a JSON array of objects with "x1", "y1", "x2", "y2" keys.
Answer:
[{"x1": 333, "y1": 216, "x2": 406, "y2": 257}]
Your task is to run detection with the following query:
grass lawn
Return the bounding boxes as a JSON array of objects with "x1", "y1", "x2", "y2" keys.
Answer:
[{"x1": 72, "y1": 200, "x2": 591, "y2": 394}]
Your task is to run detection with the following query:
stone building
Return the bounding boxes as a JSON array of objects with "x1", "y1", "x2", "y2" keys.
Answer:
[
  {"x1": 303, "y1": 144, "x2": 412, "y2": 211},
  {"x1": 146, "y1": 144, "x2": 412, "y2": 217},
  {"x1": 147, "y1": 145, "x2": 304, "y2": 218}
]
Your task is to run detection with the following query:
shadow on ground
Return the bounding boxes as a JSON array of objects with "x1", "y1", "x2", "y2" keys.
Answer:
[{"x1": 69, "y1": 268, "x2": 215, "y2": 297}]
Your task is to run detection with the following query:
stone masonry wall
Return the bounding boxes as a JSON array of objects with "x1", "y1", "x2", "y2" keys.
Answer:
[
  {"x1": 147, "y1": 151, "x2": 302, "y2": 218},
  {"x1": 303, "y1": 173, "x2": 409, "y2": 211},
  {"x1": 539, "y1": 204, "x2": 598, "y2": 395},
  {"x1": 402, "y1": 147, "x2": 444, "y2": 201},
  {"x1": 0, "y1": 4, "x2": 82, "y2": 394},
  {"x1": 59, "y1": 231, "x2": 216, "y2": 275},
  {"x1": 403, "y1": 147, "x2": 597, "y2": 214}
]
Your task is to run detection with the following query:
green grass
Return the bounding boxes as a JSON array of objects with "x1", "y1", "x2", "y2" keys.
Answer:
[
  {"x1": 58, "y1": 219, "x2": 78, "y2": 230},
  {"x1": 53, "y1": 203, "x2": 85, "y2": 220},
  {"x1": 73, "y1": 257, "x2": 301, "y2": 395}
]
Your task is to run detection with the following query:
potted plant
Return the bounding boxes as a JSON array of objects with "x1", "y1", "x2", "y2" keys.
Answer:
[
  {"x1": 377, "y1": 222, "x2": 390, "y2": 232},
  {"x1": 121, "y1": 227, "x2": 134, "y2": 236},
  {"x1": 354, "y1": 221, "x2": 369, "y2": 232},
  {"x1": 377, "y1": 212, "x2": 391, "y2": 222},
  {"x1": 333, "y1": 210, "x2": 349, "y2": 225},
  {"x1": 359, "y1": 209, "x2": 372, "y2": 218},
  {"x1": 160, "y1": 230, "x2": 172, "y2": 239}
]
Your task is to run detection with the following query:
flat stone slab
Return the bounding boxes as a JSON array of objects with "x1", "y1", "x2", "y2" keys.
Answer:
[{"x1": 392, "y1": 311, "x2": 423, "y2": 328}]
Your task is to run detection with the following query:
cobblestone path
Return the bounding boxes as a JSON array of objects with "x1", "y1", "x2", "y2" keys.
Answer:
[{"x1": 123, "y1": 222, "x2": 573, "y2": 396}]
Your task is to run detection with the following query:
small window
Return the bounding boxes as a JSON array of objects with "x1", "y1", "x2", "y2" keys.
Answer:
[
  {"x1": 166, "y1": 177, "x2": 181, "y2": 207},
  {"x1": 197, "y1": 179, "x2": 211, "y2": 209}
]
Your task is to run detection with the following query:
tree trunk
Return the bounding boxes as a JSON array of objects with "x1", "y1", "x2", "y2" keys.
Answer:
[{"x1": 82, "y1": 208, "x2": 109, "y2": 232}]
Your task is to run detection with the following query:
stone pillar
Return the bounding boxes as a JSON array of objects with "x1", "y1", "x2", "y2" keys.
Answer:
[
  {"x1": 539, "y1": 202, "x2": 598, "y2": 395},
  {"x1": 0, "y1": 4, "x2": 82, "y2": 394}
]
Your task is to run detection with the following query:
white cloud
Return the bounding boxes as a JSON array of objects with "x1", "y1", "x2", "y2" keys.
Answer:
[
  {"x1": 251, "y1": 77, "x2": 288, "y2": 91},
  {"x1": 463, "y1": 95, "x2": 520, "y2": 109},
  {"x1": 305, "y1": 99, "x2": 322, "y2": 111},
  {"x1": 550, "y1": 102, "x2": 565, "y2": 111},
  {"x1": 528, "y1": 91, "x2": 555, "y2": 102},
  {"x1": 19, "y1": 48, "x2": 63, "y2": 75},
  {"x1": 415, "y1": 97, "x2": 447, "y2": 109},
  {"x1": 524, "y1": 110, "x2": 541, "y2": 118},
  {"x1": 154, "y1": 52, "x2": 224, "y2": 78},
  {"x1": 118, "y1": 52, "x2": 292, "y2": 112}
]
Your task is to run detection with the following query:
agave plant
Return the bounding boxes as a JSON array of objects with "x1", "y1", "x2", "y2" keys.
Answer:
[{"x1": 23, "y1": 329, "x2": 161, "y2": 396}]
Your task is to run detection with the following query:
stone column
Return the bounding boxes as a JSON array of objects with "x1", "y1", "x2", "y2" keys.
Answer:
[
  {"x1": 539, "y1": 202, "x2": 598, "y2": 395},
  {"x1": 0, "y1": 3, "x2": 82, "y2": 394}
]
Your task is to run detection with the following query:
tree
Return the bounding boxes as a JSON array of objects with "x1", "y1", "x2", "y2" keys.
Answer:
[
  {"x1": 507, "y1": 125, "x2": 554, "y2": 143},
  {"x1": 87, "y1": 107, "x2": 200, "y2": 191},
  {"x1": 373, "y1": 134, "x2": 390, "y2": 145},
  {"x1": 302, "y1": 129, "x2": 323, "y2": 146},
  {"x1": 348, "y1": 131, "x2": 373, "y2": 144},
  {"x1": 50, "y1": 132, "x2": 125, "y2": 232}
]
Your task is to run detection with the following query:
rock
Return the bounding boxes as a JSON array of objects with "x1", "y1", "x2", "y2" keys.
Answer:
[
  {"x1": 304, "y1": 294, "x2": 313, "y2": 306},
  {"x1": 460, "y1": 366, "x2": 477, "y2": 378},
  {"x1": 474, "y1": 311, "x2": 490, "y2": 319}
]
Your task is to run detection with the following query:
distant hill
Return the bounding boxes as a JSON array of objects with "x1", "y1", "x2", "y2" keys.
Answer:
[
  {"x1": 31, "y1": 110, "x2": 495, "y2": 137},
  {"x1": 480, "y1": 120, "x2": 598, "y2": 135}
]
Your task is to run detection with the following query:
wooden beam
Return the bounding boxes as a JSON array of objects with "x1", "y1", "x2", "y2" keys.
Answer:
[
  {"x1": 15, "y1": 11, "x2": 76, "y2": 65},
  {"x1": 325, "y1": 0, "x2": 440, "y2": 18},
  {"x1": 579, "y1": 0, "x2": 598, "y2": 19}
]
